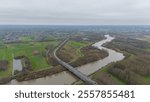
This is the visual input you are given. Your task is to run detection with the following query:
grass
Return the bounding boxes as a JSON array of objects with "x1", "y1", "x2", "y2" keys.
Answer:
[
  {"x1": 146, "y1": 48, "x2": 150, "y2": 52},
  {"x1": 20, "y1": 36, "x2": 33, "y2": 42},
  {"x1": 67, "y1": 41, "x2": 87, "y2": 48},
  {"x1": 0, "y1": 40, "x2": 60, "y2": 77},
  {"x1": 30, "y1": 55, "x2": 51, "y2": 70},
  {"x1": 20, "y1": 35, "x2": 56, "y2": 42},
  {"x1": 130, "y1": 73, "x2": 150, "y2": 85},
  {"x1": 143, "y1": 76, "x2": 150, "y2": 84},
  {"x1": 110, "y1": 74, "x2": 126, "y2": 84},
  {"x1": 92, "y1": 64, "x2": 125, "y2": 85},
  {"x1": 0, "y1": 63, "x2": 12, "y2": 77},
  {"x1": 64, "y1": 41, "x2": 90, "y2": 62}
]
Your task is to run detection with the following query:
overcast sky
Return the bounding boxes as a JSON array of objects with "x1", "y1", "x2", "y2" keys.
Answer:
[{"x1": 0, "y1": 0, "x2": 150, "y2": 25}]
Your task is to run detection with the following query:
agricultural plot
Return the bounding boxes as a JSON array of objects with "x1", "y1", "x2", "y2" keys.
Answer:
[{"x1": 0, "y1": 40, "x2": 60, "y2": 77}]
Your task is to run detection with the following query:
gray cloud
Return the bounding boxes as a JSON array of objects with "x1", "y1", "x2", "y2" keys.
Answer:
[{"x1": 0, "y1": 0, "x2": 150, "y2": 25}]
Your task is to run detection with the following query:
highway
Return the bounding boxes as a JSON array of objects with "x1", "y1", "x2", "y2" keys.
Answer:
[{"x1": 53, "y1": 38, "x2": 98, "y2": 85}]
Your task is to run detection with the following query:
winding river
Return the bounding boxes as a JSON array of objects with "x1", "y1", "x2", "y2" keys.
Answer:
[{"x1": 8, "y1": 35, "x2": 124, "y2": 85}]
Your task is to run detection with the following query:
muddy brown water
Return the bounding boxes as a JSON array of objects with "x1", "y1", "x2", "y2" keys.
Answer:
[{"x1": 8, "y1": 35, "x2": 124, "y2": 85}]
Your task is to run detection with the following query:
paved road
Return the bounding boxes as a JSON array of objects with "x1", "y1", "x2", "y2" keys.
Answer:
[{"x1": 53, "y1": 38, "x2": 97, "y2": 85}]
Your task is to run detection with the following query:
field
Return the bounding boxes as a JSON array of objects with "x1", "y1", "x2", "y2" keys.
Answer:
[
  {"x1": 20, "y1": 36, "x2": 33, "y2": 42},
  {"x1": 57, "y1": 40, "x2": 91, "y2": 63},
  {"x1": 0, "y1": 40, "x2": 60, "y2": 77},
  {"x1": 64, "y1": 41, "x2": 90, "y2": 62},
  {"x1": 20, "y1": 35, "x2": 57, "y2": 42},
  {"x1": 146, "y1": 48, "x2": 150, "y2": 52}
]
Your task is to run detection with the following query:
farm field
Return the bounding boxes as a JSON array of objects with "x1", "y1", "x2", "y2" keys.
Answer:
[
  {"x1": 0, "y1": 40, "x2": 60, "y2": 77},
  {"x1": 19, "y1": 35, "x2": 57, "y2": 42}
]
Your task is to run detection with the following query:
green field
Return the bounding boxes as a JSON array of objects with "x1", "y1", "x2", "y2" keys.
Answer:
[
  {"x1": 0, "y1": 40, "x2": 60, "y2": 77},
  {"x1": 20, "y1": 35, "x2": 56, "y2": 42},
  {"x1": 146, "y1": 48, "x2": 150, "y2": 52},
  {"x1": 67, "y1": 41, "x2": 88, "y2": 48},
  {"x1": 20, "y1": 36, "x2": 33, "y2": 42}
]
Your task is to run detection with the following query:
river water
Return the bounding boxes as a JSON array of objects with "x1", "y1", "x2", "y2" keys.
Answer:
[
  {"x1": 8, "y1": 35, "x2": 124, "y2": 85},
  {"x1": 12, "y1": 59, "x2": 23, "y2": 76}
]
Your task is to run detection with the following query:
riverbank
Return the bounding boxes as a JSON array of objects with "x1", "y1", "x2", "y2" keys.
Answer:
[
  {"x1": 91, "y1": 37, "x2": 150, "y2": 85},
  {"x1": 57, "y1": 42, "x2": 109, "y2": 67},
  {"x1": 15, "y1": 66, "x2": 65, "y2": 81}
]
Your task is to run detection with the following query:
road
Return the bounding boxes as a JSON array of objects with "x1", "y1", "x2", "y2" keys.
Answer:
[{"x1": 53, "y1": 38, "x2": 97, "y2": 85}]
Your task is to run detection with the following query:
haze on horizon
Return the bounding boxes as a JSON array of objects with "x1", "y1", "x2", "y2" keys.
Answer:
[{"x1": 0, "y1": 0, "x2": 150, "y2": 25}]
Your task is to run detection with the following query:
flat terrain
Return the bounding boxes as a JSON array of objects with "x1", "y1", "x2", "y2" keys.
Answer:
[
  {"x1": 57, "y1": 40, "x2": 90, "y2": 63},
  {"x1": 0, "y1": 40, "x2": 60, "y2": 77},
  {"x1": 1, "y1": 25, "x2": 150, "y2": 85}
]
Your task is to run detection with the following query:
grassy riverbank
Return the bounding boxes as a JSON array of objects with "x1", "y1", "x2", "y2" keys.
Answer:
[
  {"x1": 57, "y1": 40, "x2": 90, "y2": 63},
  {"x1": 57, "y1": 40, "x2": 108, "y2": 67}
]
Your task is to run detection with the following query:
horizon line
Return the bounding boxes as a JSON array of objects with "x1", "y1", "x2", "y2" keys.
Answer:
[{"x1": 0, "y1": 24, "x2": 150, "y2": 26}]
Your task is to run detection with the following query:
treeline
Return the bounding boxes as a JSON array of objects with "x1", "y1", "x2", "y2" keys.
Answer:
[
  {"x1": 104, "y1": 37, "x2": 150, "y2": 84},
  {"x1": 94, "y1": 72, "x2": 120, "y2": 85},
  {"x1": 14, "y1": 56, "x2": 32, "y2": 75},
  {"x1": 15, "y1": 65, "x2": 65, "y2": 81},
  {"x1": 113, "y1": 38, "x2": 150, "y2": 49},
  {"x1": 71, "y1": 46, "x2": 108, "y2": 67},
  {"x1": 72, "y1": 33, "x2": 105, "y2": 42}
]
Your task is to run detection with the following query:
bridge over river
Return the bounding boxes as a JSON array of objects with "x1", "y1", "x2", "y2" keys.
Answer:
[
  {"x1": 8, "y1": 35, "x2": 124, "y2": 85},
  {"x1": 53, "y1": 38, "x2": 98, "y2": 85}
]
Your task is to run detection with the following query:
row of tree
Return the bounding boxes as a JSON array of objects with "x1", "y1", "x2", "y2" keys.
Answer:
[{"x1": 104, "y1": 37, "x2": 150, "y2": 84}]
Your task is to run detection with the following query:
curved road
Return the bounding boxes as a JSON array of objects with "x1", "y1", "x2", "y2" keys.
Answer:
[{"x1": 53, "y1": 38, "x2": 97, "y2": 85}]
